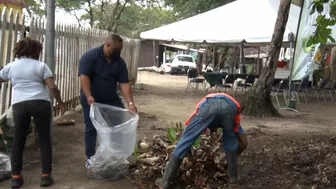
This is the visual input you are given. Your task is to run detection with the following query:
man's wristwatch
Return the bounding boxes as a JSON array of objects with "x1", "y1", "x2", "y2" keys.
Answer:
[{"x1": 128, "y1": 102, "x2": 134, "y2": 106}]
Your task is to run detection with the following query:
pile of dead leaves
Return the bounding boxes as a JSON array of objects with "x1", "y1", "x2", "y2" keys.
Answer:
[{"x1": 130, "y1": 131, "x2": 230, "y2": 189}]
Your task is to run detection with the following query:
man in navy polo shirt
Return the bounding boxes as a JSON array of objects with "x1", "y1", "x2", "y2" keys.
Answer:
[{"x1": 78, "y1": 34, "x2": 137, "y2": 168}]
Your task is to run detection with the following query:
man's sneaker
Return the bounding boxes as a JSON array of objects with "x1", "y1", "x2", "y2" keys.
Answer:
[
  {"x1": 85, "y1": 159, "x2": 91, "y2": 169},
  {"x1": 11, "y1": 174, "x2": 24, "y2": 188},
  {"x1": 40, "y1": 173, "x2": 54, "y2": 187}
]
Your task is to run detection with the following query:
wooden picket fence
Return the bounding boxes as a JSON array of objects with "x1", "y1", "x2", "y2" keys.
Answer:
[{"x1": 0, "y1": 7, "x2": 141, "y2": 120}]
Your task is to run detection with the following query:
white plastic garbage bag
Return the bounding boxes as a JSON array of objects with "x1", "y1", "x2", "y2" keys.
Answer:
[
  {"x1": 0, "y1": 152, "x2": 11, "y2": 182},
  {"x1": 87, "y1": 103, "x2": 139, "y2": 180}
]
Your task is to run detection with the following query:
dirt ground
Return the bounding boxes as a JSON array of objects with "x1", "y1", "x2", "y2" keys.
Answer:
[{"x1": 1, "y1": 71, "x2": 336, "y2": 189}]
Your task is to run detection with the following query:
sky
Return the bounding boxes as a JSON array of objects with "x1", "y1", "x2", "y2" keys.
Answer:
[{"x1": 55, "y1": 9, "x2": 87, "y2": 26}]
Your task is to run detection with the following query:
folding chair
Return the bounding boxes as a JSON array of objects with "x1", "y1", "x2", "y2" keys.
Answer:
[
  {"x1": 270, "y1": 79, "x2": 289, "y2": 107},
  {"x1": 313, "y1": 79, "x2": 328, "y2": 102},
  {"x1": 292, "y1": 75, "x2": 309, "y2": 104},
  {"x1": 218, "y1": 74, "x2": 235, "y2": 92},
  {"x1": 185, "y1": 69, "x2": 205, "y2": 92},
  {"x1": 234, "y1": 75, "x2": 256, "y2": 96},
  {"x1": 325, "y1": 80, "x2": 336, "y2": 101}
]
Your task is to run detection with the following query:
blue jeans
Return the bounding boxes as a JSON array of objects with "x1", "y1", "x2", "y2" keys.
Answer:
[
  {"x1": 80, "y1": 95, "x2": 125, "y2": 159},
  {"x1": 172, "y1": 98, "x2": 245, "y2": 159}
]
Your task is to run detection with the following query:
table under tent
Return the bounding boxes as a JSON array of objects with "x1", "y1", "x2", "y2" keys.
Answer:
[{"x1": 140, "y1": 0, "x2": 336, "y2": 106}]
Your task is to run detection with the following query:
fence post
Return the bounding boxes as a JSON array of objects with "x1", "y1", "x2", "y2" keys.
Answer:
[{"x1": 46, "y1": 0, "x2": 56, "y2": 135}]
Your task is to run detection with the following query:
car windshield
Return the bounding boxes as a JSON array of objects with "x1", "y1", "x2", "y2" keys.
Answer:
[{"x1": 177, "y1": 56, "x2": 193, "y2": 62}]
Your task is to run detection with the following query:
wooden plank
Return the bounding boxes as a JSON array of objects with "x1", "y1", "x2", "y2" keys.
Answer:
[
  {"x1": 76, "y1": 27, "x2": 81, "y2": 106},
  {"x1": 0, "y1": 8, "x2": 7, "y2": 114},
  {"x1": 18, "y1": 15, "x2": 25, "y2": 40},
  {"x1": 73, "y1": 27, "x2": 78, "y2": 107},
  {"x1": 70, "y1": 25, "x2": 74, "y2": 109},
  {"x1": 42, "y1": 19, "x2": 46, "y2": 63},
  {"x1": 60, "y1": 24, "x2": 66, "y2": 112},
  {"x1": 37, "y1": 18, "x2": 43, "y2": 62},
  {"x1": 55, "y1": 24, "x2": 61, "y2": 111},
  {"x1": 0, "y1": 7, "x2": 7, "y2": 67},
  {"x1": 77, "y1": 28, "x2": 81, "y2": 105},
  {"x1": 74, "y1": 26, "x2": 79, "y2": 108},
  {"x1": 67, "y1": 24, "x2": 72, "y2": 110},
  {"x1": 64, "y1": 24, "x2": 70, "y2": 110},
  {"x1": 0, "y1": 9, "x2": 14, "y2": 115},
  {"x1": 11, "y1": 11, "x2": 20, "y2": 61},
  {"x1": 28, "y1": 17, "x2": 35, "y2": 38},
  {"x1": 5, "y1": 11, "x2": 21, "y2": 110},
  {"x1": 55, "y1": 25, "x2": 61, "y2": 114},
  {"x1": 79, "y1": 27, "x2": 85, "y2": 105},
  {"x1": 70, "y1": 25, "x2": 74, "y2": 108},
  {"x1": 0, "y1": 20, "x2": 25, "y2": 31}
]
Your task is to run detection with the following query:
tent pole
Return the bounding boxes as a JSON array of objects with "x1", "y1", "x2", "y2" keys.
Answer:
[
  {"x1": 213, "y1": 45, "x2": 216, "y2": 68},
  {"x1": 288, "y1": 0, "x2": 305, "y2": 104},
  {"x1": 288, "y1": 32, "x2": 295, "y2": 102},
  {"x1": 153, "y1": 40, "x2": 156, "y2": 66},
  {"x1": 257, "y1": 47, "x2": 260, "y2": 74},
  {"x1": 239, "y1": 42, "x2": 244, "y2": 73},
  {"x1": 290, "y1": 0, "x2": 305, "y2": 80}
]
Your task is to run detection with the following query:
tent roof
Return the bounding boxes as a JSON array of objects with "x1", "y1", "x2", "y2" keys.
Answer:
[{"x1": 140, "y1": 0, "x2": 301, "y2": 44}]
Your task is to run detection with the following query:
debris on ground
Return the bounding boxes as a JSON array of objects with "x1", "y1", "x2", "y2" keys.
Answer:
[
  {"x1": 138, "y1": 66, "x2": 164, "y2": 74},
  {"x1": 0, "y1": 152, "x2": 11, "y2": 182},
  {"x1": 56, "y1": 119, "x2": 76, "y2": 126},
  {"x1": 130, "y1": 128, "x2": 336, "y2": 189},
  {"x1": 130, "y1": 130, "x2": 230, "y2": 189}
]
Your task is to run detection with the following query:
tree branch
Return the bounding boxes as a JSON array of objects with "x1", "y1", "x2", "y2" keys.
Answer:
[
  {"x1": 112, "y1": 0, "x2": 128, "y2": 33},
  {"x1": 70, "y1": 11, "x2": 82, "y2": 27}
]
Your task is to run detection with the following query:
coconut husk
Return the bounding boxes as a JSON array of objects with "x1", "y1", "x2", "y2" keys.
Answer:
[{"x1": 130, "y1": 131, "x2": 229, "y2": 189}]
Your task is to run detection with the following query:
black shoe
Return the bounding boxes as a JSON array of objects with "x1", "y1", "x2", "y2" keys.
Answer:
[
  {"x1": 11, "y1": 174, "x2": 24, "y2": 189},
  {"x1": 40, "y1": 173, "x2": 54, "y2": 187}
]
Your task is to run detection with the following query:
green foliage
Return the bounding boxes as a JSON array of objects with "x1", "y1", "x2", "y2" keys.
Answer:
[
  {"x1": 133, "y1": 145, "x2": 139, "y2": 158},
  {"x1": 56, "y1": 0, "x2": 88, "y2": 11},
  {"x1": 120, "y1": 3, "x2": 176, "y2": 37},
  {"x1": 24, "y1": 0, "x2": 45, "y2": 16},
  {"x1": 175, "y1": 122, "x2": 183, "y2": 131},
  {"x1": 164, "y1": 0, "x2": 234, "y2": 19},
  {"x1": 167, "y1": 127, "x2": 177, "y2": 143},
  {"x1": 307, "y1": 0, "x2": 336, "y2": 46},
  {"x1": 79, "y1": 1, "x2": 176, "y2": 37},
  {"x1": 166, "y1": 122, "x2": 202, "y2": 147},
  {"x1": 193, "y1": 136, "x2": 201, "y2": 147},
  {"x1": 23, "y1": 0, "x2": 88, "y2": 17}
]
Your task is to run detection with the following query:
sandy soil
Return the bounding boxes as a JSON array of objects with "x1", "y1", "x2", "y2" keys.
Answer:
[{"x1": 1, "y1": 71, "x2": 336, "y2": 189}]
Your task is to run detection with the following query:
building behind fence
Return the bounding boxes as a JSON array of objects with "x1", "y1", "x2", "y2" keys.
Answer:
[{"x1": 0, "y1": 7, "x2": 141, "y2": 120}]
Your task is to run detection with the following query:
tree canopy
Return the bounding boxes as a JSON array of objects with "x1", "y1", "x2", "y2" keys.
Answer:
[
  {"x1": 20, "y1": 0, "x2": 336, "y2": 40},
  {"x1": 307, "y1": 0, "x2": 336, "y2": 46},
  {"x1": 164, "y1": 0, "x2": 234, "y2": 19}
]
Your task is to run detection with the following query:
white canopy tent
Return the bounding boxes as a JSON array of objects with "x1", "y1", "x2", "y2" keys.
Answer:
[
  {"x1": 141, "y1": 0, "x2": 335, "y2": 46},
  {"x1": 140, "y1": 0, "x2": 336, "y2": 80},
  {"x1": 140, "y1": 0, "x2": 301, "y2": 44}
]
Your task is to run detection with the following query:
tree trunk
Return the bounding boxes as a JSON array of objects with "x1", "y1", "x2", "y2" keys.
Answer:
[
  {"x1": 197, "y1": 52, "x2": 203, "y2": 75},
  {"x1": 219, "y1": 47, "x2": 231, "y2": 69},
  {"x1": 329, "y1": 47, "x2": 336, "y2": 81},
  {"x1": 241, "y1": 0, "x2": 292, "y2": 117},
  {"x1": 87, "y1": 0, "x2": 94, "y2": 28}
]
